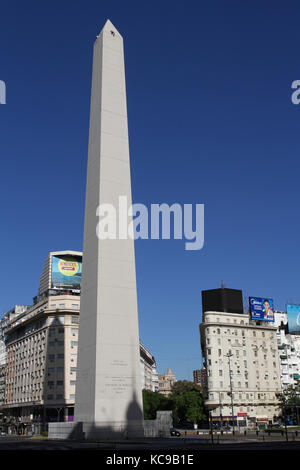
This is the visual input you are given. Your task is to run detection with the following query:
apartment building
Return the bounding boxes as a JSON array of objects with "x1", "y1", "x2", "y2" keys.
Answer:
[
  {"x1": 3, "y1": 295, "x2": 80, "y2": 426},
  {"x1": 0, "y1": 306, "x2": 30, "y2": 408},
  {"x1": 274, "y1": 311, "x2": 300, "y2": 388},
  {"x1": 140, "y1": 342, "x2": 159, "y2": 392},
  {"x1": 200, "y1": 310, "x2": 282, "y2": 428},
  {"x1": 193, "y1": 368, "x2": 207, "y2": 391}
]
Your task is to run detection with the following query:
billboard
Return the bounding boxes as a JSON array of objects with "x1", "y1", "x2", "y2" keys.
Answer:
[
  {"x1": 286, "y1": 304, "x2": 300, "y2": 334},
  {"x1": 249, "y1": 297, "x2": 274, "y2": 322},
  {"x1": 51, "y1": 255, "x2": 82, "y2": 290}
]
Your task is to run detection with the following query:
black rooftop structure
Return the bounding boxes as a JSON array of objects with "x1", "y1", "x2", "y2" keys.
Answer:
[{"x1": 202, "y1": 287, "x2": 244, "y2": 315}]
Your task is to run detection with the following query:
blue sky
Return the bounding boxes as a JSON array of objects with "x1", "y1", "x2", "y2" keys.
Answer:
[{"x1": 1, "y1": 1, "x2": 300, "y2": 380}]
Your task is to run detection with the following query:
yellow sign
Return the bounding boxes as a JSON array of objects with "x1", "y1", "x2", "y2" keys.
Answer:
[{"x1": 58, "y1": 259, "x2": 79, "y2": 277}]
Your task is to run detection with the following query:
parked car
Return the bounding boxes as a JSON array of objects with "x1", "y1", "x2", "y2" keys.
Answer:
[
  {"x1": 264, "y1": 424, "x2": 283, "y2": 432},
  {"x1": 170, "y1": 428, "x2": 181, "y2": 437}
]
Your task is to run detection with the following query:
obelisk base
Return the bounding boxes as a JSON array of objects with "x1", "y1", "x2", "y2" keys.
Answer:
[{"x1": 48, "y1": 421, "x2": 145, "y2": 441}]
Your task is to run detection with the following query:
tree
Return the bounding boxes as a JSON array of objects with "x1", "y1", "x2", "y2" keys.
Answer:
[
  {"x1": 142, "y1": 390, "x2": 172, "y2": 420},
  {"x1": 277, "y1": 381, "x2": 300, "y2": 425},
  {"x1": 142, "y1": 382, "x2": 207, "y2": 425},
  {"x1": 172, "y1": 391, "x2": 205, "y2": 425},
  {"x1": 168, "y1": 381, "x2": 206, "y2": 426},
  {"x1": 170, "y1": 380, "x2": 205, "y2": 396}
]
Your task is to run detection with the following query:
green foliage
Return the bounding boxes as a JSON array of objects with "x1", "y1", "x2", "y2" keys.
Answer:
[
  {"x1": 170, "y1": 380, "x2": 204, "y2": 396},
  {"x1": 278, "y1": 381, "x2": 300, "y2": 407},
  {"x1": 142, "y1": 381, "x2": 206, "y2": 425},
  {"x1": 172, "y1": 390, "x2": 205, "y2": 424},
  {"x1": 142, "y1": 390, "x2": 172, "y2": 420}
]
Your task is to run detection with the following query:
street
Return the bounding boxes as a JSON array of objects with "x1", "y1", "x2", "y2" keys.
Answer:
[{"x1": 0, "y1": 434, "x2": 300, "y2": 451}]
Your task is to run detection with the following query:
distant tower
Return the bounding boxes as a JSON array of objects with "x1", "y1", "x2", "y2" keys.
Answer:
[{"x1": 74, "y1": 20, "x2": 144, "y2": 438}]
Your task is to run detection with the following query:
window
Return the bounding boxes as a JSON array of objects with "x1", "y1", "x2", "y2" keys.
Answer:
[
  {"x1": 70, "y1": 380, "x2": 76, "y2": 386},
  {"x1": 71, "y1": 304, "x2": 78, "y2": 309},
  {"x1": 57, "y1": 354, "x2": 64, "y2": 359},
  {"x1": 56, "y1": 394, "x2": 63, "y2": 400},
  {"x1": 47, "y1": 394, "x2": 53, "y2": 400},
  {"x1": 59, "y1": 304, "x2": 65, "y2": 309},
  {"x1": 71, "y1": 316, "x2": 79, "y2": 324},
  {"x1": 48, "y1": 354, "x2": 55, "y2": 361},
  {"x1": 57, "y1": 380, "x2": 63, "y2": 386}
]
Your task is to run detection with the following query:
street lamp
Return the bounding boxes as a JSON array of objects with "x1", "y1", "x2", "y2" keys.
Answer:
[{"x1": 225, "y1": 352, "x2": 235, "y2": 435}]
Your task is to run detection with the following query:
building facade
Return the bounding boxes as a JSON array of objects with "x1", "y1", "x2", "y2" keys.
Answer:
[
  {"x1": 193, "y1": 368, "x2": 207, "y2": 391},
  {"x1": 140, "y1": 342, "x2": 159, "y2": 392},
  {"x1": 3, "y1": 295, "x2": 80, "y2": 428},
  {"x1": 158, "y1": 368, "x2": 177, "y2": 396},
  {"x1": 200, "y1": 310, "x2": 282, "y2": 428},
  {"x1": 274, "y1": 311, "x2": 300, "y2": 388},
  {"x1": 0, "y1": 306, "x2": 30, "y2": 409}
]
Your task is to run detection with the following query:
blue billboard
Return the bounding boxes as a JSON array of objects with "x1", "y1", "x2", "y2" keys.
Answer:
[
  {"x1": 286, "y1": 304, "x2": 300, "y2": 334},
  {"x1": 249, "y1": 297, "x2": 274, "y2": 322},
  {"x1": 51, "y1": 255, "x2": 82, "y2": 289}
]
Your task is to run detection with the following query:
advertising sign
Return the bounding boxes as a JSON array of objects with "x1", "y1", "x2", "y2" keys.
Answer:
[
  {"x1": 51, "y1": 255, "x2": 82, "y2": 289},
  {"x1": 286, "y1": 304, "x2": 300, "y2": 334},
  {"x1": 249, "y1": 297, "x2": 274, "y2": 322}
]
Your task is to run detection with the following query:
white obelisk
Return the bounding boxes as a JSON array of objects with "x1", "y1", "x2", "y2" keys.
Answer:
[{"x1": 74, "y1": 20, "x2": 144, "y2": 438}]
